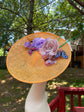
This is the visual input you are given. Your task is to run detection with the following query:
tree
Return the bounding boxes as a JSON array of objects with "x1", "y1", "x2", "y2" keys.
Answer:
[
  {"x1": 0, "y1": 0, "x2": 52, "y2": 35},
  {"x1": 67, "y1": 0, "x2": 84, "y2": 15},
  {"x1": 0, "y1": 8, "x2": 16, "y2": 55},
  {"x1": 0, "y1": 0, "x2": 33, "y2": 35},
  {"x1": 0, "y1": 0, "x2": 84, "y2": 44},
  {"x1": 52, "y1": 0, "x2": 84, "y2": 35},
  {"x1": 0, "y1": 0, "x2": 55, "y2": 56}
]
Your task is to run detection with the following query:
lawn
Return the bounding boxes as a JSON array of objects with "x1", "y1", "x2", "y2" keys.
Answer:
[{"x1": 0, "y1": 68, "x2": 84, "y2": 112}]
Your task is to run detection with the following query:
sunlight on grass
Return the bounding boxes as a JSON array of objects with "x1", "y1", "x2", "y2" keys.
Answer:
[
  {"x1": 0, "y1": 68, "x2": 84, "y2": 112},
  {"x1": 8, "y1": 77, "x2": 13, "y2": 81},
  {"x1": 66, "y1": 95, "x2": 71, "y2": 112},
  {"x1": 1, "y1": 80, "x2": 6, "y2": 84},
  {"x1": 81, "y1": 95, "x2": 84, "y2": 98},
  {"x1": 16, "y1": 97, "x2": 24, "y2": 104},
  {"x1": 62, "y1": 81, "x2": 68, "y2": 85},
  {"x1": 70, "y1": 85, "x2": 74, "y2": 87},
  {"x1": 12, "y1": 107, "x2": 16, "y2": 112}
]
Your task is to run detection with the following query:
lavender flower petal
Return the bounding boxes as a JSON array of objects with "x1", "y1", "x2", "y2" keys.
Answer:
[
  {"x1": 31, "y1": 38, "x2": 46, "y2": 49},
  {"x1": 24, "y1": 41, "x2": 31, "y2": 48}
]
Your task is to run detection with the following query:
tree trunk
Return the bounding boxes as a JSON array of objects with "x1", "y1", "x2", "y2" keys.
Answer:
[
  {"x1": 82, "y1": 31, "x2": 84, "y2": 68},
  {"x1": 27, "y1": 0, "x2": 34, "y2": 35},
  {"x1": 3, "y1": 48, "x2": 6, "y2": 56},
  {"x1": 67, "y1": 0, "x2": 84, "y2": 15}
]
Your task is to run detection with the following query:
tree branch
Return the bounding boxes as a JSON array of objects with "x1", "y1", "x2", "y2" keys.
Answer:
[
  {"x1": 39, "y1": 0, "x2": 55, "y2": 11},
  {"x1": 0, "y1": 27, "x2": 24, "y2": 34},
  {"x1": 35, "y1": 0, "x2": 55, "y2": 12},
  {"x1": 67, "y1": 0, "x2": 84, "y2": 15},
  {"x1": 37, "y1": 16, "x2": 69, "y2": 27},
  {"x1": 27, "y1": 0, "x2": 34, "y2": 34},
  {"x1": 0, "y1": 6, "x2": 27, "y2": 23},
  {"x1": 74, "y1": 0, "x2": 84, "y2": 7},
  {"x1": 19, "y1": 1, "x2": 29, "y2": 20}
]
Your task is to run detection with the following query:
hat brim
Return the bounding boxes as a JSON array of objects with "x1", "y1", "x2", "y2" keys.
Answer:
[{"x1": 6, "y1": 32, "x2": 71, "y2": 83}]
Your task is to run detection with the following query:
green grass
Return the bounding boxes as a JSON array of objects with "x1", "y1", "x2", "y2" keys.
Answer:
[{"x1": 0, "y1": 68, "x2": 84, "y2": 112}]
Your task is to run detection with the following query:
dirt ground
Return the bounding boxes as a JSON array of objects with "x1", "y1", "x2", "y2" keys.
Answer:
[{"x1": 0, "y1": 67, "x2": 84, "y2": 112}]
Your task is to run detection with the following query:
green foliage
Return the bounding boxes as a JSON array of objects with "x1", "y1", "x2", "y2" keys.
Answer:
[
  {"x1": 56, "y1": 0, "x2": 83, "y2": 29},
  {"x1": 0, "y1": 48, "x2": 3, "y2": 56},
  {"x1": 0, "y1": 0, "x2": 84, "y2": 47},
  {"x1": 0, "y1": 9, "x2": 15, "y2": 48}
]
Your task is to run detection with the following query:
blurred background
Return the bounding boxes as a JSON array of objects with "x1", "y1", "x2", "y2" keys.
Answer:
[{"x1": 0, "y1": 0, "x2": 84, "y2": 112}]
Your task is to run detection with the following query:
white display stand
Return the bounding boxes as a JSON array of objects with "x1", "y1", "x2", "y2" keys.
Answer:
[{"x1": 25, "y1": 82, "x2": 51, "y2": 112}]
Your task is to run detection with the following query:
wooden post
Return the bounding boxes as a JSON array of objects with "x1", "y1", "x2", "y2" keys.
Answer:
[{"x1": 59, "y1": 89, "x2": 65, "y2": 112}]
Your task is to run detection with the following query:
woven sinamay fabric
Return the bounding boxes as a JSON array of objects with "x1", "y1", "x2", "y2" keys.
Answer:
[{"x1": 6, "y1": 32, "x2": 71, "y2": 83}]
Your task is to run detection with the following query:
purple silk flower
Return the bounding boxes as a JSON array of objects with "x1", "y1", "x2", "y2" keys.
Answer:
[
  {"x1": 31, "y1": 38, "x2": 46, "y2": 49},
  {"x1": 24, "y1": 41, "x2": 31, "y2": 48}
]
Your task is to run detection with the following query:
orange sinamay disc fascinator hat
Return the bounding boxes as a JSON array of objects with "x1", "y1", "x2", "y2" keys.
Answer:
[{"x1": 6, "y1": 32, "x2": 71, "y2": 83}]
